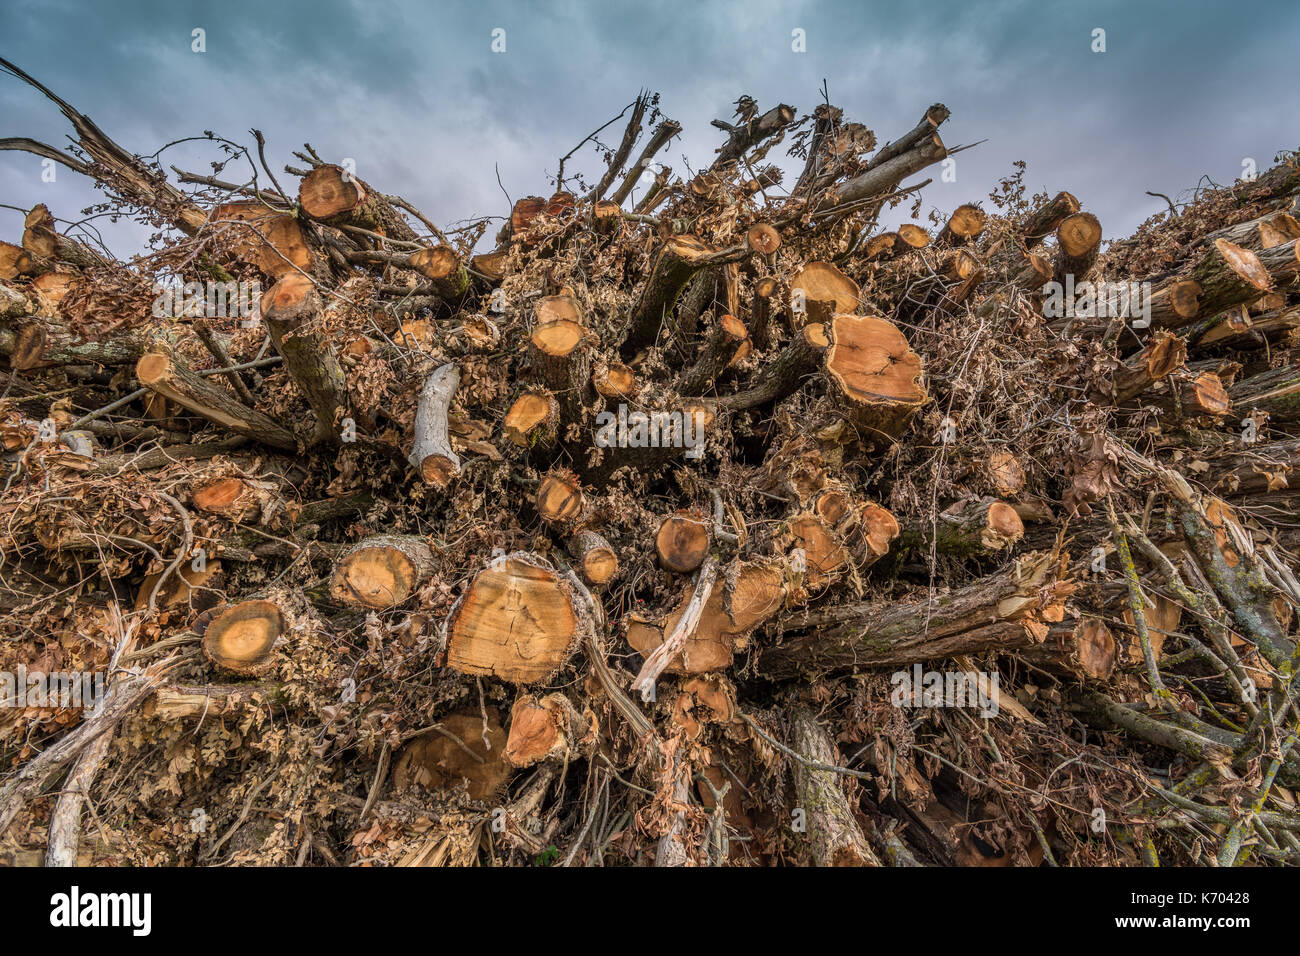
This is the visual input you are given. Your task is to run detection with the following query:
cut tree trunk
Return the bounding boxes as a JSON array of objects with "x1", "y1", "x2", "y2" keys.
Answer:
[
  {"x1": 1023, "y1": 191, "x2": 1081, "y2": 246},
  {"x1": 261, "y1": 273, "x2": 350, "y2": 446},
  {"x1": 212, "y1": 201, "x2": 319, "y2": 281},
  {"x1": 1145, "y1": 277, "x2": 1205, "y2": 331},
  {"x1": 761, "y1": 552, "x2": 1063, "y2": 678},
  {"x1": 1108, "y1": 331, "x2": 1187, "y2": 403},
  {"x1": 677, "y1": 313, "x2": 748, "y2": 395},
  {"x1": 330, "y1": 535, "x2": 435, "y2": 609},
  {"x1": 297, "y1": 164, "x2": 417, "y2": 241},
  {"x1": 937, "y1": 204, "x2": 986, "y2": 245},
  {"x1": 790, "y1": 706, "x2": 882, "y2": 867},
  {"x1": 22, "y1": 203, "x2": 104, "y2": 270},
  {"x1": 202, "y1": 599, "x2": 284, "y2": 675},
  {"x1": 656, "y1": 511, "x2": 712, "y2": 573},
  {"x1": 444, "y1": 553, "x2": 589, "y2": 685},
  {"x1": 1231, "y1": 363, "x2": 1300, "y2": 423},
  {"x1": 568, "y1": 530, "x2": 619, "y2": 587},
  {"x1": 135, "y1": 342, "x2": 298, "y2": 450},
  {"x1": 626, "y1": 558, "x2": 786, "y2": 675},
  {"x1": 1188, "y1": 239, "x2": 1273, "y2": 319},
  {"x1": 791, "y1": 261, "x2": 859, "y2": 327},
  {"x1": 824, "y1": 312, "x2": 927, "y2": 442},
  {"x1": 392, "y1": 709, "x2": 509, "y2": 800},
  {"x1": 503, "y1": 693, "x2": 589, "y2": 768},
  {"x1": 1019, "y1": 619, "x2": 1117, "y2": 680},
  {"x1": 190, "y1": 476, "x2": 285, "y2": 524},
  {"x1": 408, "y1": 245, "x2": 471, "y2": 302},
  {"x1": 899, "y1": 497, "x2": 1025, "y2": 559},
  {"x1": 503, "y1": 390, "x2": 560, "y2": 449},
  {"x1": 8, "y1": 318, "x2": 144, "y2": 370},
  {"x1": 536, "y1": 471, "x2": 585, "y2": 524},
  {"x1": 530, "y1": 294, "x2": 592, "y2": 421},
  {"x1": 622, "y1": 235, "x2": 718, "y2": 355},
  {"x1": 1149, "y1": 371, "x2": 1232, "y2": 419},
  {"x1": 408, "y1": 362, "x2": 461, "y2": 487},
  {"x1": 1052, "y1": 212, "x2": 1102, "y2": 286}
]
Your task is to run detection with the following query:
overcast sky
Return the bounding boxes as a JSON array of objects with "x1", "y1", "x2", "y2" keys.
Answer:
[{"x1": 1, "y1": 0, "x2": 1297, "y2": 257}]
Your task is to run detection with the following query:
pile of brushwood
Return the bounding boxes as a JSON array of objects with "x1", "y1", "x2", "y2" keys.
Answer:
[{"x1": 2, "y1": 60, "x2": 1300, "y2": 867}]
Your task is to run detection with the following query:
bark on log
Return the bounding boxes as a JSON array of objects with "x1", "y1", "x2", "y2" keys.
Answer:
[
  {"x1": 1018, "y1": 619, "x2": 1117, "y2": 680},
  {"x1": 297, "y1": 163, "x2": 418, "y2": 241},
  {"x1": 790, "y1": 706, "x2": 882, "y2": 867},
  {"x1": 262, "y1": 273, "x2": 350, "y2": 446},
  {"x1": 761, "y1": 552, "x2": 1062, "y2": 678},
  {"x1": 708, "y1": 323, "x2": 829, "y2": 413},
  {"x1": 710, "y1": 103, "x2": 796, "y2": 171},
  {"x1": 1188, "y1": 239, "x2": 1273, "y2": 319},
  {"x1": 1230, "y1": 362, "x2": 1300, "y2": 423},
  {"x1": 677, "y1": 313, "x2": 748, "y2": 395},
  {"x1": 409, "y1": 362, "x2": 461, "y2": 487},
  {"x1": 827, "y1": 132, "x2": 946, "y2": 209},
  {"x1": 330, "y1": 535, "x2": 435, "y2": 609},
  {"x1": 8, "y1": 318, "x2": 144, "y2": 370},
  {"x1": 899, "y1": 497, "x2": 1025, "y2": 559},
  {"x1": 622, "y1": 236, "x2": 718, "y2": 355},
  {"x1": 1023, "y1": 191, "x2": 1081, "y2": 246},
  {"x1": 135, "y1": 342, "x2": 298, "y2": 450}
]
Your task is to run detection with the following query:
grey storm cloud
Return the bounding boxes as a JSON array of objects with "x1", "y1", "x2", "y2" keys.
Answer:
[{"x1": 1, "y1": 0, "x2": 1297, "y2": 256}]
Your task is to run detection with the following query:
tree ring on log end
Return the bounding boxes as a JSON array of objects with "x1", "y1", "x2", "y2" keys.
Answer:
[
  {"x1": 202, "y1": 600, "x2": 283, "y2": 675},
  {"x1": 825, "y1": 313, "x2": 927, "y2": 439},
  {"x1": 445, "y1": 554, "x2": 582, "y2": 685}
]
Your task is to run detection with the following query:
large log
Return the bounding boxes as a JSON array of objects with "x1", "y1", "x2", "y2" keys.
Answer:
[
  {"x1": 1230, "y1": 362, "x2": 1300, "y2": 423},
  {"x1": 530, "y1": 295, "x2": 592, "y2": 421},
  {"x1": 201, "y1": 600, "x2": 284, "y2": 676},
  {"x1": 823, "y1": 312, "x2": 927, "y2": 442},
  {"x1": 621, "y1": 236, "x2": 719, "y2": 355},
  {"x1": 444, "y1": 553, "x2": 590, "y2": 685},
  {"x1": 761, "y1": 553, "x2": 1065, "y2": 678},
  {"x1": 790, "y1": 707, "x2": 882, "y2": 867},
  {"x1": 297, "y1": 163, "x2": 418, "y2": 241}
]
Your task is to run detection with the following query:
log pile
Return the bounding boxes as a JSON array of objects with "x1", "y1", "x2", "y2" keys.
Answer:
[{"x1": 2, "y1": 59, "x2": 1300, "y2": 867}]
